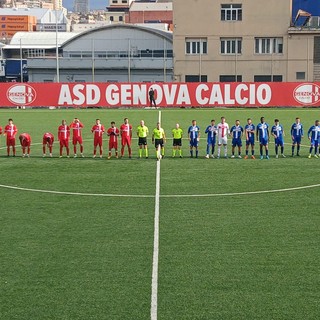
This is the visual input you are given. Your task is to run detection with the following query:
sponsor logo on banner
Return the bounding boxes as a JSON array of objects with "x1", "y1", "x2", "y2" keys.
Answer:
[
  {"x1": 293, "y1": 83, "x2": 320, "y2": 105},
  {"x1": 6, "y1": 84, "x2": 36, "y2": 105}
]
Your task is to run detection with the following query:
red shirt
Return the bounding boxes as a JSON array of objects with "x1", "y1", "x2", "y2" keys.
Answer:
[
  {"x1": 91, "y1": 124, "x2": 105, "y2": 139},
  {"x1": 19, "y1": 133, "x2": 31, "y2": 146},
  {"x1": 58, "y1": 125, "x2": 70, "y2": 141},
  {"x1": 120, "y1": 124, "x2": 132, "y2": 138},
  {"x1": 0, "y1": 126, "x2": 2, "y2": 134},
  {"x1": 4, "y1": 124, "x2": 17, "y2": 139},
  {"x1": 70, "y1": 121, "x2": 84, "y2": 138},
  {"x1": 43, "y1": 132, "x2": 54, "y2": 143},
  {"x1": 107, "y1": 127, "x2": 119, "y2": 143}
]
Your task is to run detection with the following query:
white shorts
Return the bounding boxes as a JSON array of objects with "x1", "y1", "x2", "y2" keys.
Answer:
[{"x1": 218, "y1": 136, "x2": 228, "y2": 145}]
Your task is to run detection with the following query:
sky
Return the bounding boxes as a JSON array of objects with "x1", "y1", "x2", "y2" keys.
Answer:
[{"x1": 63, "y1": 0, "x2": 109, "y2": 11}]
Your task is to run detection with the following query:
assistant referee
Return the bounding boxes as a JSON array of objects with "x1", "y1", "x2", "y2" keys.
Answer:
[{"x1": 137, "y1": 120, "x2": 149, "y2": 158}]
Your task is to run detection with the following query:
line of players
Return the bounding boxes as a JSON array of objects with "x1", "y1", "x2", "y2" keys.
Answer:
[
  {"x1": 0, "y1": 117, "x2": 159, "y2": 159},
  {"x1": 1, "y1": 116, "x2": 320, "y2": 159},
  {"x1": 195, "y1": 116, "x2": 320, "y2": 159}
]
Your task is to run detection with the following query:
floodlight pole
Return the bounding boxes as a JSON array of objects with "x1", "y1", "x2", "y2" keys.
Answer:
[
  {"x1": 199, "y1": 38, "x2": 202, "y2": 82},
  {"x1": 128, "y1": 39, "x2": 131, "y2": 82},
  {"x1": 92, "y1": 38, "x2": 95, "y2": 82},
  {"x1": 55, "y1": 9, "x2": 60, "y2": 83},
  {"x1": 20, "y1": 38, "x2": 23, "y2": 82},
  {"x1": 163, "y1": 38, "x2": 166, "y2": 82}
]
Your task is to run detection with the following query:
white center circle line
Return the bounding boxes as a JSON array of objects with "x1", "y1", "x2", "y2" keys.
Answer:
[{"x1": 0, "y1": 183, "x2": 319, "y2": 198}]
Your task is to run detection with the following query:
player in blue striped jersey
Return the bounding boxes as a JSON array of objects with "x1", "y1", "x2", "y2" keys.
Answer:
[
  {"x1": 188, "y1": 120, "x2": 200, "y2": 158},
  {"x1": 256, "y1": 117, "x2": 270, "y2": 160},
  {"x1": 244, "y1": 118, "x2": 255, "y2": 159},
  {"x1": 290, "y1": 117, "x2": 304, "y2": 156},
  {"x1": 307, "y1": 120, "x2": 320, "y2": 158},
  {"x1": 205, "y1": 119, "x2": 217, "y2": 158},
  {"x1": 230, "y1": 120, "x2": 243, "y2": 158},
  {"x1": 271, "y1": 119, "x2": 286, "y2": 158}
]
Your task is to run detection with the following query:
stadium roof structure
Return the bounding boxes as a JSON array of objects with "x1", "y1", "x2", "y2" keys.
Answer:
[
  {"x1": 61, "y1": 23, "x2": 172, "y2": 47},
  {"x1": 6, "y1": 32, "x2": 79, "y2": 49},
  {"x1": 4, "y1": 24, "x2": 172, "y2": 50}
]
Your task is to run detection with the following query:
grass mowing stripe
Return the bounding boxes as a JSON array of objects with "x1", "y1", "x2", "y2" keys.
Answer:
[{"x1": 151, "y1": 111, "x2": 161, "y2": 320}]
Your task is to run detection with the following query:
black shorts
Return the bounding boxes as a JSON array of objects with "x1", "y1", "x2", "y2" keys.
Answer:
[
  {"x1": 173, "y1": 138, "x2": 182, "y2": 146},
  {"x1": 155, "y1": 139, "x2": 164, "y2": 148},
  {"x1": 138, "y1": 137, "x2": 147, "y2": 146}
]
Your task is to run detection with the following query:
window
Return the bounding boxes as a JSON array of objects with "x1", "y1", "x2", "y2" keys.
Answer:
[
  {"x1": 166, "y1": 50, "x2": 173, "y2": 57},
  {"x1": 220, "y1": 38, "x2": 242, "y2": 54},
  {"x1": 185, "y1": 38, "x2": 207, "y2": 55},
  {"x1": 272, "y1": 75, "x2": 283, "y2": 82},
  {"x1": 119, "y1": 16, "x2": 123, "y2": 22},
  {"x1": 296, "y1": 72, "x2": 305, "y2": 80},
  {"x1": 110, "y1": 16, "x2": 114, "y2": 22},
  {"x1": 220, "y1": 75, "x2": 242, "y2": 82},
  {"x1": 27, "y1": 48, "x2": 45, "y2": 58},
  {"x1": 314, "y1": 37, "x2": 320, "y2": 63},
  {"x1": 255, "y1": 38, "x2": 283, "y2": 54},
  {"x1": 221, "y1": 4, "x2": 242, "y2": 21},
  {"x1": 185, "y1": 75, "x2": 207, "y2": 82},
  {"x1": 254, "y1": 75, "x2": 283, "y2": 82}
]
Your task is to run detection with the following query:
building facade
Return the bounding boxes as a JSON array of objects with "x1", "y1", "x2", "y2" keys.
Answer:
[
  {"x1": 173, "y1": 0, "x2": 320, "y2": 82},
  {"x1": 0, "y1": 0, "x2": 63, "y2": 9},
  {"x1": 0, "y1": 8, "x2": 69, "y2": 39},
  {"x1": 125, "y1": 1, "x2": 173, "y2": 28},
  {"x1": 3, "y1": 24, "x2": 173, "y2": 82},
  {"x1": 74, "y1": 0, "x2": 89, "y2": 13}
]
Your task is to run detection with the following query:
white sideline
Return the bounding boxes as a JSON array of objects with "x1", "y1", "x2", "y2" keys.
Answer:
[{"x1": 151, "y1": 111, "x2": 161, "y2": 320}]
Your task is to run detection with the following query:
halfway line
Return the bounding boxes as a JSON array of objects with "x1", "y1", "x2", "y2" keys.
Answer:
[{"x1": 151, "y1": 110, "x2": 161, "y2": 320}]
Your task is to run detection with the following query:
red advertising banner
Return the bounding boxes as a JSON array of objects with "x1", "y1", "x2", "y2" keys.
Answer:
[{"x1": 1, "y1": 82, "x2": 320, "y2": 107}]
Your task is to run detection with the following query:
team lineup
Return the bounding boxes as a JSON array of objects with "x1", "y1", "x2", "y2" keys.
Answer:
[{"x1": 1, "y1": 116, "x2": 320, "y2": 160}]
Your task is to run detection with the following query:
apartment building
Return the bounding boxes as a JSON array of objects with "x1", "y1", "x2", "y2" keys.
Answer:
[
  {"x1": 173, "y1": 0, "x2": 320, "y2": 82},
  {"x1": 126, "y1": 1, "x2": 172, "y2": 27},
  {"x1": 74, "y1": 0, "x2": 89, "y2": 13}
]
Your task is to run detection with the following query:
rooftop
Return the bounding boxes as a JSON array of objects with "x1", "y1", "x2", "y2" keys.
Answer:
[
  {"x1": 0, "y1": 8, "x2": 66, "y2": 22},
  {"x1": 6, "y1": 31, "x2": 79, "y2": 49},
  {"x1": 129, "y1": 2, "x2": 172, "y2": 11}
]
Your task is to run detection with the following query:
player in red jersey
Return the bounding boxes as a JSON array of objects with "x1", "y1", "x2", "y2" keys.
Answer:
[
  {"x1": 106, "y1": 121, "x2": 120, "y2": 159},
  {"x1": 19, "y1": 133, "x2": 31, "y2": 157},
  {"x1": 4, "y1": 118, "x2": 18, "y2": 156},
  {"x1": 120, "y1": 117, "x2": 132, "y2": 158},
  {"x1": 91, "y1": 119, "x2": 105, "y2": 158},
  {"x1": 58, "y1": 120, "x2": 70, "y2": 158},
  {"x1": 42, "y1": 132, "x2": 54, "y2": 157},
  {"x1": 70, "y1": 117, "x2": 84, "y2": 157}
]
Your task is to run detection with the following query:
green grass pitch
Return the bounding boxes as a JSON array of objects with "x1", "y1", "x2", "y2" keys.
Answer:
[{"x1": 0, "y1": 108, "x2": 320, "y2": 320}]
